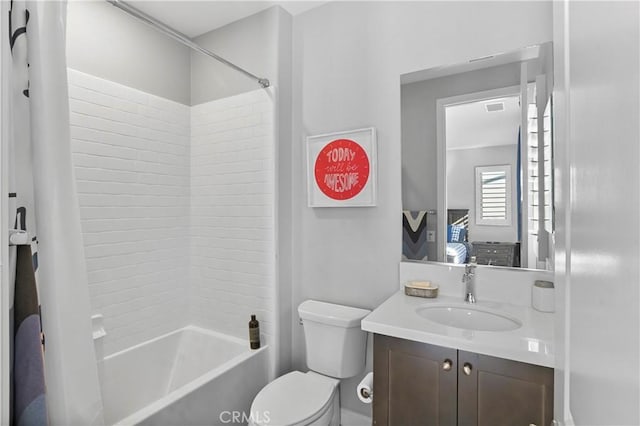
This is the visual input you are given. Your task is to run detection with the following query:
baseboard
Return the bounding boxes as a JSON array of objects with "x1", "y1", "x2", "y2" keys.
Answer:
[{"x1": 341, "y1": 408, "x2": 371, "y2": 426}]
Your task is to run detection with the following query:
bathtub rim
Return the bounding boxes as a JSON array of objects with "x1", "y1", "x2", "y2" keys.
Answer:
[
  {"x1": 103, "y1": 325, "x2": 251, "y2": 362},
  {"x1": 106, "y1": 325, "x2": 267, "y2": 426}
]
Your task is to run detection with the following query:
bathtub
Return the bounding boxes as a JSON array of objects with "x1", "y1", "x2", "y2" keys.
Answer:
[{"x1": 100, "y1": 326, "x2": 268, "y2": 426}]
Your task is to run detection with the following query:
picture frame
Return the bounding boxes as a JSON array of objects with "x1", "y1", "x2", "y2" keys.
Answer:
[{"x1": 306, "y1": 127, "x2": 377, "y2": 207}]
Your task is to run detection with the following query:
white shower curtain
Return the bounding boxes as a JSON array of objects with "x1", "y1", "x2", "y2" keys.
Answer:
[{"x1": 8, "y1": 1, "x2": 104, "y2": 424}]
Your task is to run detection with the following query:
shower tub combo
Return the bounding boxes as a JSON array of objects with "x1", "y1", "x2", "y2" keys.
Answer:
[{"x1": 100, "y1": 326, "x2": 268, "y2": 426}]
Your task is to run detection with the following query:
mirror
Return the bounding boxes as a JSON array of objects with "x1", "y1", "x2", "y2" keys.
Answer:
[{"x1": 401, "y1": 42, "x2": 554, "y2": 271}]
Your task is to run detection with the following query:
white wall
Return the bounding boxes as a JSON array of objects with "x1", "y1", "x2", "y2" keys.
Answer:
[
  {"x1": 291, "y1": 1, "x2": 552, "y2": 415},
  {"x1": 551, "y1": 3, "x2": 571, "y2": 420},
  {"x1": 554, "y1": 1, "x2": 640, "y2": 424},
  {"x1": 68, "y1": 69, "x2": 191, "y2": 356},
  {"x1": 190, "y1": 89, "x2": 276, "y2": 373},
  {"x1": 274, "y1": 8, "x2": 294, "y2": 377},
  {"x1": 66, "y1": 1, "x2": 191, "y2": 105},
  {"x1": 447, "y1": 145, "x2": 518, "y2": 243},
  {"x1": 0, "y1": 1, "x2": 9, "y2": 422},
  {"x1": 191, "y1": 7, "x2": 279, "y2": 105}
]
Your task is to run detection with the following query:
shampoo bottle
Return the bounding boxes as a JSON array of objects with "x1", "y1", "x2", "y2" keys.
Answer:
[{"x1": 249, "y1": 315, "x2": 260, "y2": 349}]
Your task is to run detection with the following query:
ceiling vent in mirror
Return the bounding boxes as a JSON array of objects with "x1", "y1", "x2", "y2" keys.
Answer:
[{"x1": 485, "y1": 102, "x2": 505, "y2": 112}]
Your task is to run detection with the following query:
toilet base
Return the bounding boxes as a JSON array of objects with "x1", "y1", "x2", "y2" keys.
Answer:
[
  {"x1": 248, "y1": 390, "x2": 339, "y2": 426},
  {"x1": 249, "y1": 371, "x2": 341, "y2": 426}
]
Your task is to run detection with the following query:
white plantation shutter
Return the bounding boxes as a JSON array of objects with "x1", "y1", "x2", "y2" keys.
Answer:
[
  {"x1": 475, "y1": 165, "x2": 512, "y2": 226},
  {"x1": 528, "y1": 100, "x2": 553, "y2": 237}
]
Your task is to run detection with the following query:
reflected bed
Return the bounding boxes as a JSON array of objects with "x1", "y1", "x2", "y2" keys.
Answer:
[{"x1": 447, "y1": 209, "x2": 470, "y2": 264}]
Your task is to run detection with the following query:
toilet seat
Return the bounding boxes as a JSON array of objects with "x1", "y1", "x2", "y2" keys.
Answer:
[{"x1": 250, "y1": 371, "x2": 339, "y2": 426}]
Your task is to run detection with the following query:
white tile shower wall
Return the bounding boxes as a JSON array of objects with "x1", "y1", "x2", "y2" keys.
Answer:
[
  {"x1": 67, "y1": 69, "x2": 191, "y2": 356},
  {"x1": 190, "y1": 90, "x2": 276, "y2": 348}
]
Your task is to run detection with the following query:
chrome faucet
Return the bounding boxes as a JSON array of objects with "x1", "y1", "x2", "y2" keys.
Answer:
[{"x1": 463, "y1": 257, "x2": 477, "y2": 304}]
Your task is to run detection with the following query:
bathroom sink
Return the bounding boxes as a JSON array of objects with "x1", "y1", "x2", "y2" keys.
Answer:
[{"x1": 415, "y1": 304, "x2": 522, "y2": 332}]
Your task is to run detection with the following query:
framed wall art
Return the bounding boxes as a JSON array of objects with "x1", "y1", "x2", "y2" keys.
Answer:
[{"x1": 306, "y1": 127, "x2": 377, "y2": 207}]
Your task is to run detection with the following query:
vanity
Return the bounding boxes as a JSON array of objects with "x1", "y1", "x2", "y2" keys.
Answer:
[
  {"x1": 386, "y1": 40, "x2": 557, "y2": 424},
  {"x1": 362, "y1": 262, "x2": 555, "y2": 426},
  {"x1": 371, "y1": 334, "x2": 552, "y2": 425}
]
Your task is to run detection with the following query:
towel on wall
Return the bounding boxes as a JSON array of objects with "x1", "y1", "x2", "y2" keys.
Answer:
[
  {"x1": 13, "y1": 245, "x2": 48, "y2": 426},
  {"x1": 402, "y1": 211, "x2": 429, "y2": 261}
]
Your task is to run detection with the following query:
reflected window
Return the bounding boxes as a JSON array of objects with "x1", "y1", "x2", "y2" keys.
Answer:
[{"x1": 475, "y1": 165, "x2": 512, "y2": 226}]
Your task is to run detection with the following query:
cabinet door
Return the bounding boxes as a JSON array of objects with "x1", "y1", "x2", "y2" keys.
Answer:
[
  {"x1": 373, "y1": 334, "x2": 457, "y2": 425},
  {"x1": 458, "y1": 351, "x2": 553, "y2": 426}
]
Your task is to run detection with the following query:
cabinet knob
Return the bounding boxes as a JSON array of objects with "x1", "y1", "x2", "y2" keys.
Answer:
[
  {"x1": 463, "y1": 362, "x2": 473, "y2": 376},
  {"x1": 442, "y1": 359, "x2": 453, "y2": 371}
]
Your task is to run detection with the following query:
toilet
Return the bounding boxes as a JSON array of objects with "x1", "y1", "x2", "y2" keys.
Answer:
[{"x1": 249, "y1": 300, "x2": 371, "y2": 426}]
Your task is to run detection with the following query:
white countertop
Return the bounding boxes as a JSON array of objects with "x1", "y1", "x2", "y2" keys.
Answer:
[{"x1": 361, "y1": 291, "x2": 555, "y2": 368}]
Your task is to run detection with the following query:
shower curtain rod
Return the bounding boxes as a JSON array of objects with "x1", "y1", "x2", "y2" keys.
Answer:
[{"x1": 106, "y1": 0, "x2": 271, "y2": 88}]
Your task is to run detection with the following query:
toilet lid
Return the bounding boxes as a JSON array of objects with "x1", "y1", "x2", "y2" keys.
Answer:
[{"x1": 251, "y1": 371, "x2": 338, "y2": 426}]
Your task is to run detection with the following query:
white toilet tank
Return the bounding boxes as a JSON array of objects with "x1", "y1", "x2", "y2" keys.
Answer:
[{"x1": 298, "y1": 300, "x2": 371, "y2": 379}]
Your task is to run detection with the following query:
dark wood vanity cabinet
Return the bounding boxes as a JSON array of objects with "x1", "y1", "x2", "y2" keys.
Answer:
[
  {"x1": 373, "y1": 334, "x2": 457, "y2": 424},
  {"x1": 373, "y1": 334, "x2": 553, "y2": 426},
  {"x1": 457, "y1": 350, "x2": 554, "y2": 426}
]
